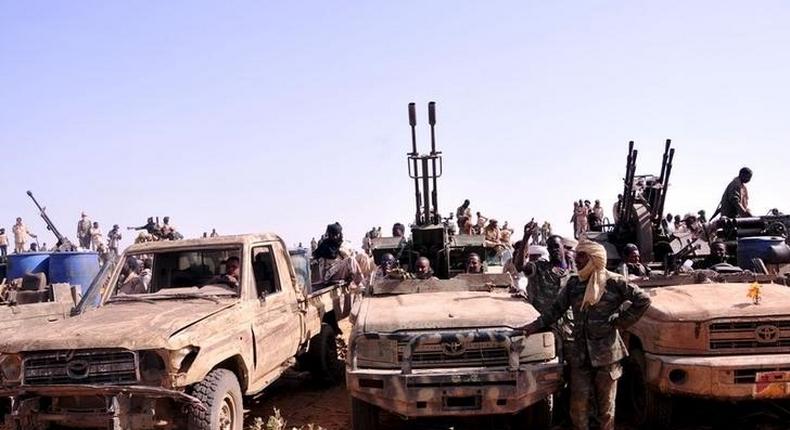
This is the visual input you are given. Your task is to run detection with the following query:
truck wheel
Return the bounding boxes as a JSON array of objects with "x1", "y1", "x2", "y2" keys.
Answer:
[
  {"x1": 309, "y1": 323, "x2": 344, "y2": 385},
  {"x1": 509, "y1": 396, "x2": 553, "y2": 430},
  {"x1": 627, "y1": 349, "x2": 672, "y2": 429},
  {"x1": 351, "y1": 397, "x2": 379, "y2": 430},
  {"x1": 188, "y1": 369, "x2": 243, "y2": 430}
]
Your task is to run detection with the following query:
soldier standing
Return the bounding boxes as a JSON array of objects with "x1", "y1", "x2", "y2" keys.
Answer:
[
  {"x1": 12, "y1": 218, "x2": 36, "y2": 253},
  {"x1": 718, "y1": 167, "x2": 753, "y2": 218},
  {"x1": 77, "y1": 212, "x2": 92, "y2": 249},
  {"x1": 0, "y1": 228, "x2": 7, "y2": 258},
  {"x1": 90, "y1": 222, "x2": 103, "y2": 251},
  {"x1": 210, "y1": 228, "x2": 219, "y2": 238},
  {"x1": 456, "y1": 200, "x2": 471, "y2": 232},
  {"x1": 108, "y1": 225, "x2": 122, "y2": 255},
  {"x1": 522, "y1": 240, "x2": 651, "y2": 430}
]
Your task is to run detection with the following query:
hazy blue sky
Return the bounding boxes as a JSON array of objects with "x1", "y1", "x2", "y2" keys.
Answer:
[{"x1": 2, "y1": 1, "x2": 788, "y2": 249}]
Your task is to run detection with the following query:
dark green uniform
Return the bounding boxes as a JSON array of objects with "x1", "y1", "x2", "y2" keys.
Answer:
[
  {"x1": 525, "y1": 261, "x2": 573, "y2": 341},
  {"x1": 538, "y1": 275, "x2": 651, "y2": 430}
]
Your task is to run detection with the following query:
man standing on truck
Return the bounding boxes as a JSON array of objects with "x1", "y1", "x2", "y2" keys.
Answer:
[
  {"x1": 523, "y1": 240, "x2": 651, "y2": 430},
  {"x1": 456, "y1": 199, "x2": 471, "y2": 232},
  {"x1": 718, "y1": 167, "x2": 753, "y2": 218},
  {"x1": 314, "y1": 223, "x2": 363, "y2": 285},
  {"x1": 77, "y1": 212, "x2": 92, "y2": 249},
  {"x1": 12, "y1": 217, "x2": 36, "y2": 254}
]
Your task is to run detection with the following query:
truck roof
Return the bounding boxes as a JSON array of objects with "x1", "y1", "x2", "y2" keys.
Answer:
[{"x1": 125, "y1": 233, "x2": 285, "y2": 253}]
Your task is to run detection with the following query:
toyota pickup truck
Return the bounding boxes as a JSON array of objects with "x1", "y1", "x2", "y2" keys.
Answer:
[
  {"x1": 347, "y1": 273, "x2": 561, "y2": 430},
  {"x1": 0, "y1": 234, "x2": 351, "y2": 430},
  {"x1": 620, "y1": 272, "x2": 790, "y2": 428}
]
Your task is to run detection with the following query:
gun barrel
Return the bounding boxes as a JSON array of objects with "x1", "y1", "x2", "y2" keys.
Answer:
[
  {"x1": 25, "y1": 190, "x2": 72, "y2": 249},
  {"x1": 408, "y1": 102, "x2": 422, "y2": 224},
  {"x1": 428, "y1": 101, "x2": 439, "y2": 223}
]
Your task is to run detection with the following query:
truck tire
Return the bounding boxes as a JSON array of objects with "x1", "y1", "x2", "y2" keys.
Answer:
[
  {"x1": 627, "y1": 349, "x2": 673, "y2": 429},
  {"x1": 188, "y1": 368, "x2": 243, "y2": 430},
  {"x1": 509, "y1": 396, "x2": 552, "y2": 430},
  {"x1": 351, "y1": 397, "x2": 379, "y2": 430},
  {"x1": 309, "y1": 323, "x2": 344, "y2": 385}
]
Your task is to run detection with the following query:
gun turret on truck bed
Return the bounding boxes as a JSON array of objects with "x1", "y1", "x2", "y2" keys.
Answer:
[{"x1": 347, "y1": 103, "x2": 560, "y2": 429}]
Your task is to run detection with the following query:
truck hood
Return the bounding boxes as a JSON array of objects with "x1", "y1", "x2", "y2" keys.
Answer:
[
  {"x1": 0, "y1": 300, "x2": 238, "y2": 353},
  {"x1": 645, "y1": 283, "x2": 790, "y2": 321},
  {"x1": 362, "y1": 291, "x2": 539, "y2": 333}
]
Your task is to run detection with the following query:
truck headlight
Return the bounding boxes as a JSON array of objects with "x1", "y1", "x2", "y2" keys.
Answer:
[
  {"x1": 0, "y1": 354, "x2": 23, "y2": 382},
  {"x1": 514, "y1": 333, "x2": 556, "y2": 363},
  {"x1": 169, "y1": 347, "x2": 199, "y2": 373},
  {"x1": 354, "y1": 338, "x2": 398, "y2": 367}
]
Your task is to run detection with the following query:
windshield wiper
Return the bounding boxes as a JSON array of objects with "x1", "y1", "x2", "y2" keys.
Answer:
[
  {"x1": 150, "y1": 293, "x2": 222, "y2": 304},
  {"x1": 107, "y1": 295, "x2": 158, "y2": 305}
]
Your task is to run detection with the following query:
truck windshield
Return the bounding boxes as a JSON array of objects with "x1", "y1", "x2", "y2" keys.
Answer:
[{"x1": 110, "y1": 247, "x2": 242, "y2": 299}]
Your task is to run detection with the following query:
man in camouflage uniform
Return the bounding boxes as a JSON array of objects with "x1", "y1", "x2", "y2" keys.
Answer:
[
  {"x1": 523, "y1": 240, "x2": 651, "y2": 430},
  {"x1": 77, "y1": 212, "x2": 92, "y2": 249}
]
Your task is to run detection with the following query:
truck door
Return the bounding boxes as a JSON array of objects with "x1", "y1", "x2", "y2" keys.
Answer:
[{"x1": 250, "y1": 245, "x2": 300, "y2": 380}]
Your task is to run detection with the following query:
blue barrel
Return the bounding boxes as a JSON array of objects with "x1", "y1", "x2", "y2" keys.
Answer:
[
  {"x1": 6, "y1": 253, "x2": 50, "y2": 281},
  {"x1": 737, "y1": 236, "x2": 786, "y2": 271},
  {"x1": 48, "y1": 252, "x2": 100, "y2": 293}
]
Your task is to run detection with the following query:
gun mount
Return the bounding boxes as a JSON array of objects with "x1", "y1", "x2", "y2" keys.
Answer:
[
  {"x1": 26, "y1": 191, "x2": 75, "y2": 251},
  {"x1": 606, "y1": 140, "x2": 675, "y2": 263},
  {"x1": 369, "y1": 102, "x2": 499, "y2": 279}
]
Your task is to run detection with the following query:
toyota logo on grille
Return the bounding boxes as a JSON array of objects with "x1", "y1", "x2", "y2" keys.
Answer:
[
  {"x1": 442, "y1": 341, "x2": 466, "y2": 357},
  {"x1": 65, "y1": 359, "x2": 90, "y2": 379},
  {"x1": 755, "y1": 325, "x2": 781, "y2": 343}
]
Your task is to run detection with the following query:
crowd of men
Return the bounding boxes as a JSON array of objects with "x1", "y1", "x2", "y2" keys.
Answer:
[
  {"x1": 571, "y1": 199, "x2": 606, "y2": 239},
  {"x1": 0, "y1": 212, "x2": 187, "y2": 264}
]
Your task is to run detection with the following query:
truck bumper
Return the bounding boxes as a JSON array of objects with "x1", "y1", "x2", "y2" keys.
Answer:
[
  {"x1": 0, "y1": 384, "x2": 203, "y2": 429},
  {"x1": 346, "y1": 360, "x2": 563, "y2": 417},
  {"x1": 645, "y1": 352, "x2": 790, "y2": 400}
]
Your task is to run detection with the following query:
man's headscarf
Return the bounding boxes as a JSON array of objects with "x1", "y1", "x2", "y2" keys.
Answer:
[
  {"x1": 527, "y1": 245, "x2": 549, "y2": 261},
  {"x1": 576, "y1": 240, "x2": 619, "y2": 309},
  {"x1": 314, "y1": 223, "x2": 344, "y2": 260}
]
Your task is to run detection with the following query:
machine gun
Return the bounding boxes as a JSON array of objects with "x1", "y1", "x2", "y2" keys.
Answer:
[
  {"x1": 26, "y1": 191, "x2": 75, "y2": 251},
  {"x1": 609, "y1": 140, "x2": 675, "y2": 263},
  {"x1": 664, "y1": 238, "x2": 702, "y2": 273},
  {"x1": 718, "y1": 214, "x2": 790, "y2": 241}
]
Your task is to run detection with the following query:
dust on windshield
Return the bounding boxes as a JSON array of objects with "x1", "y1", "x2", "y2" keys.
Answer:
[{"x1": 110, "y1": 247, "x2": 242, "y2": 300}]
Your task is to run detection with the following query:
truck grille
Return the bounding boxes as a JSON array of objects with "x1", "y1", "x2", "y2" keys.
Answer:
[
  {"x1": 709, "y1": 320, "x2": 790, "y2": 352},
  {"x1": 398, "y1": 340, "x2": 510, "y2": 369},
  {"x1": 23, "y1": 350, "x2": 139, "y2": 386},
  {"x1": 734, "y1": 367, "x2": 790, "y2": 384}
]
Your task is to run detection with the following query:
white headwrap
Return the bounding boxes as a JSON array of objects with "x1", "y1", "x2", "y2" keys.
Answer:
[
  {"x1": 576, "y1": 240, "x2": 620, "y2": 309},
  {"x1": 527, "y1": 245, "x2": 549, "y2": 261}
]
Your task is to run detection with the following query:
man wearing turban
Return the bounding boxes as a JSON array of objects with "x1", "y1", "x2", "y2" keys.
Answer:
[{"x1": 523, "y1": 240, "x2": 651, "y2": 430}]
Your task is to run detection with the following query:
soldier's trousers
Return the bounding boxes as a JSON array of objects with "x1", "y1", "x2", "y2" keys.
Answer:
[{"x1": 569, "y1": 361, "x2": 622, "y2": 430}]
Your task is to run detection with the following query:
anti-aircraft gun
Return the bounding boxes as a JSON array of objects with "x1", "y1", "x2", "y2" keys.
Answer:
[
  {"x1": 26, "y1": 190, "x2": 76, "y2": 251},
  {"x1": 369, "y1": 102, "x2": 489, "y2": 278},
  {"x1": 595, "y1": 140, "x2": 682, "y2": 268}
]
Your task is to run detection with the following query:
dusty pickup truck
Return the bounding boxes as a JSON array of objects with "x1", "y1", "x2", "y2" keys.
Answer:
[
  {"x1": 621, "y1": 273, "x2": 790, "y2": 428},
  {"x1": 0, "y1": 234, "x2": 351, "y2": 430},
  {"x1": 346, "y1": 274, "x2": 561, "y2": 430}
]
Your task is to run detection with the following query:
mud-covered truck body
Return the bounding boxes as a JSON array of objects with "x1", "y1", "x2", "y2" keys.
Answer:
[
  {"x1": 622, "y1": 274, "x2": 790, "y2": 427},
  {"x1": 0, "y1": 234, "x2": 351, "y2": 430},
  {"x1": 347, "y1": 274, "x2": 562, "y2": 429}
]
